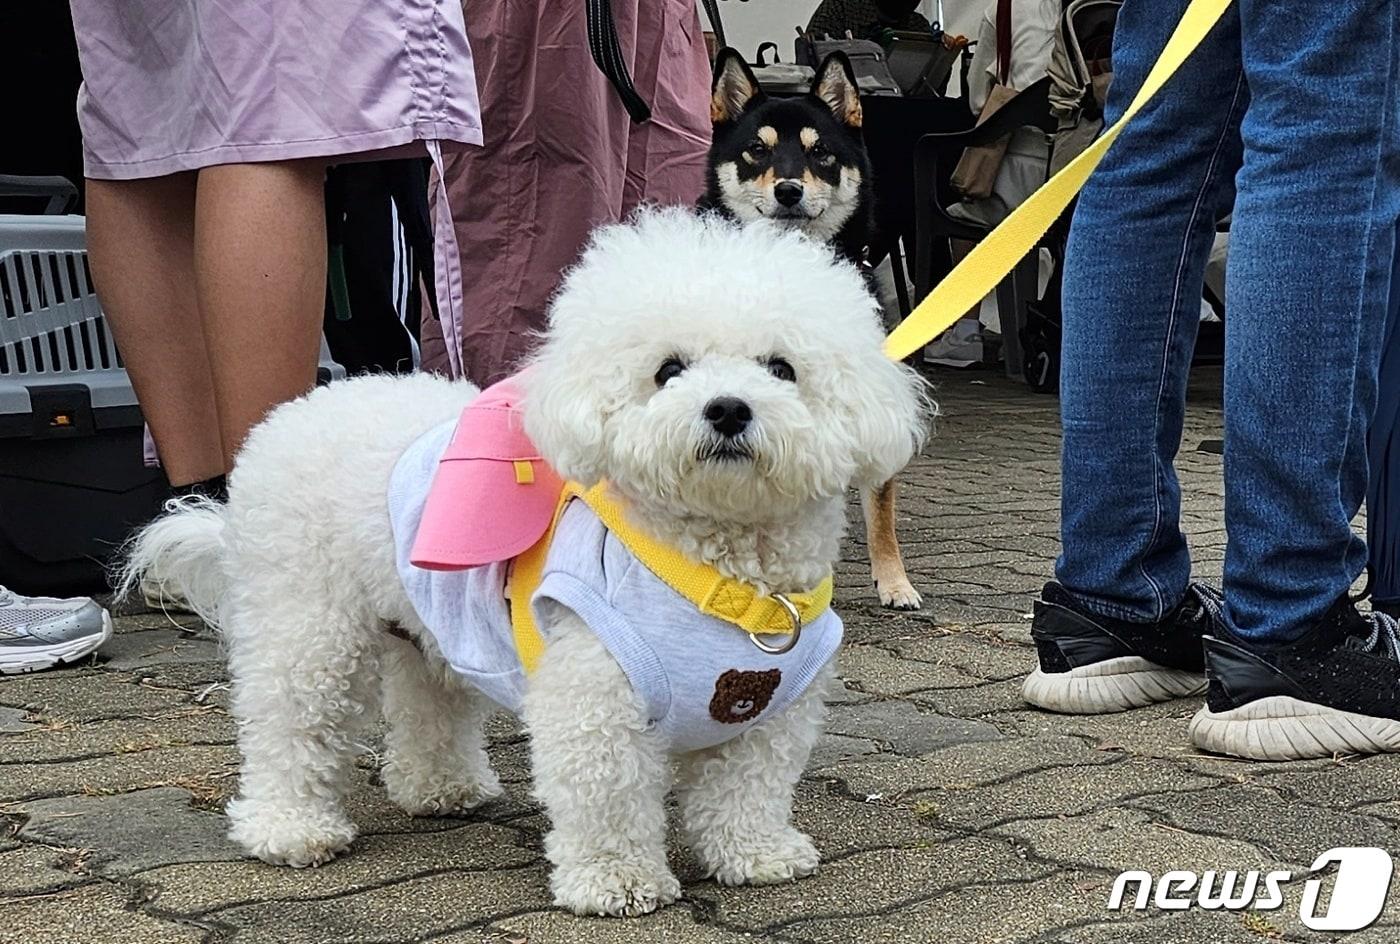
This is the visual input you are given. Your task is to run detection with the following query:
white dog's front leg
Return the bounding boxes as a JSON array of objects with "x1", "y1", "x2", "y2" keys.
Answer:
[
  {"x1": 675, "y1": 661, "x2": 834, "y2": 886},
  {"x1": 523, "y1": 614, "x2": 679, "y2": 917}
]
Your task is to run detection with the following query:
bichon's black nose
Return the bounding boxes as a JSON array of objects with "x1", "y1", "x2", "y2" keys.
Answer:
[
  {"x1": 774, "y1": 181, "x2": 803, "y2": 207},
  {"x1": 704, "y1": 397, "x2": 752, "y2": 438}
]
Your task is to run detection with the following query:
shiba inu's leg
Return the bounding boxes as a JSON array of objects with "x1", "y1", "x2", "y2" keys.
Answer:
[
  {"x1": 675, "y1": 662, "x2": 832, "y2": 885},
  {"x1": 380, "y1": 634, "x2": 502, "y2": 816},
  {"x1": 223, "y1": 594, "x2": 380, "y2": 868},
  {"x1": 524, "y1": 616, "x2": 679, "y2": 917},
  {"x1": 863, "y1": 478, "x2": 922, "y2": 609}
]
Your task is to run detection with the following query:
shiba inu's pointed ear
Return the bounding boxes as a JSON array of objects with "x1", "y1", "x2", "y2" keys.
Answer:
[
  {"x1": 813, "y1": 53, "x2": 862, "y2": 127},
  {"x1": 711, "y1": 48, "x2": 762, "y2": 123}
]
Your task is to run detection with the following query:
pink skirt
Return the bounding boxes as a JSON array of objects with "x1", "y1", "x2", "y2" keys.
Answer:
[{"x1": 71, "y1": 0, "x2": 481, "y2": 179}]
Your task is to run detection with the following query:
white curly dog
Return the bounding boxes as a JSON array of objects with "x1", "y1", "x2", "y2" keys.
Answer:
[{"x1": 122, "y1": 209, "x2": 929, "y2": 917}]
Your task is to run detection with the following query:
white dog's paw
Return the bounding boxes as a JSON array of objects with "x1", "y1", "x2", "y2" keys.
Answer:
[
  {"x1": 385, "y1": 771, "x2": 504, "y2": 817},
  {"x1": 875, "y1": 574, "x2": 922, "y2": 610},
  {"x1": 226, "y1": 798, "x2": 357, "y2": 868},
  {"x1": 551, "y1": 857, "x2": 682, "y2": 917},
  {"x1": 704, "y1": 828, "x2": 820, "y2": 886}
]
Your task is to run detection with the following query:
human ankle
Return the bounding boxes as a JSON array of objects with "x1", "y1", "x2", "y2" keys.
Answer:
[{"x1": 169, "y1": 473, "x2": 228, "y2": 502}]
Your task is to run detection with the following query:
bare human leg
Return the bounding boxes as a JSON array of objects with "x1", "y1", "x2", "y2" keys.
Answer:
[
  {"x1": 85, "y1": 174, "x2": 225, "y2": 486},
  {"x1": 194, "y1": 161, "x2": 327, "y2": 466}
]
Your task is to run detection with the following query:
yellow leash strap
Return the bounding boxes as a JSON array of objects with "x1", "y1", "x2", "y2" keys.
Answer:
[
  {"x1": 508, "y1": 482, "x2": 834, "y2": 673},
  {"x1": 883, "y1": 0, "x2": 1234, "y2": 361}
]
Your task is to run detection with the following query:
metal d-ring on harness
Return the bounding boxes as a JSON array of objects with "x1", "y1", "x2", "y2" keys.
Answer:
[
  {"x1": 586, "y1": 0, "x2": 728, "y2": 124},
  {"x1": 749, "y1": 593, "x2": 803, "y2": 655}
]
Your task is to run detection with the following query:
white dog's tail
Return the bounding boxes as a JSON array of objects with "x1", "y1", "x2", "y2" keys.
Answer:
[{"x1": 116, "y1": 496, "x2": 230, "y2": 629}]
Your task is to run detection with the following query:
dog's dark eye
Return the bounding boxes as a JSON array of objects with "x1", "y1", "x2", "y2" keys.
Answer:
[
  {"x1": 655, "y1": 357, "x2": 687, "y2": 387},
  {"x1": 743, "y1": 142, "x2": 770, "y2": 163},
  {"x1": 766, "y1": 357, "x2": 797, "y2": 383},
  {"x1": 810, "y1": 144, "x2": 836, "y2": 167}
]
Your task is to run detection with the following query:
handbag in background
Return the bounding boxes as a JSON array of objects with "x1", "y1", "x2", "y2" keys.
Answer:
[
  {"x1": 951, "y1": 0, "x2": 1017, "y2": 199},
  {"x1": 794, "y1": 37, "x2": 902, "y2": 95}
]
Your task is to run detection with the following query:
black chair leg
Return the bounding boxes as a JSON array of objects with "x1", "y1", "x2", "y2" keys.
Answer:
[{"x1": 994, "y1": 252, "x2": 1038, "y2": 382}]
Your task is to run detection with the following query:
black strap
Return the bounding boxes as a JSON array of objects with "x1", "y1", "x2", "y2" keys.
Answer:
[
  {"x1": 586, "y1": 0, "x2": 651, "y2": 123},
  {"x1": 701, "y1": 0, "x2": 727, "y2": 50}
]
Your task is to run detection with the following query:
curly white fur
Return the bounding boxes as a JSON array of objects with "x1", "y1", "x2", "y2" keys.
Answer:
[
  {"x1": 523, "y1": 209, "x2": 929, "y2": 594},
  {"x1": 119, "y1": 209, "x2": 931, "y2": 914}
]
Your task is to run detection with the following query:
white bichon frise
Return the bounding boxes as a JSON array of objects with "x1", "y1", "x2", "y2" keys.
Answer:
[{"x1": 121, "y1": 208, "x2": 930, "y2": 917}]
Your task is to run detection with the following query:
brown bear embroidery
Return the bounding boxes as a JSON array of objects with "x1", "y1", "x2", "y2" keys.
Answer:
[{"x1": 708, "y1": 668, "x2": 782, "y2": 724}]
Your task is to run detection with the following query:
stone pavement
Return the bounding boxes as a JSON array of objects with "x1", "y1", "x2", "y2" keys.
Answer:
[{"x1": 4, "y1": 367, "x2": 1399, "y2": 944}]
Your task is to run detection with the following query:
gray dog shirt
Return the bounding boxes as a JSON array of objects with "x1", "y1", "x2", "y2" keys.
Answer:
[{"x1": 387, "y1": 421, "x2": 843, "y2": 753}]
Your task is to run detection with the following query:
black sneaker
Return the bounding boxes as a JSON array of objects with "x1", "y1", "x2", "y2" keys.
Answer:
[
  {"x1": 1022, "y1": 581, "x2": 1222, "y2": 714},
  {"x1": 1190, "y1": 597, "x2": 1400, "y2": 760}
]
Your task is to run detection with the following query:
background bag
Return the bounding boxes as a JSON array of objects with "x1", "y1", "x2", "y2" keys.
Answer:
[
  {"x1": 794, "y1": 37, "x2": 902, "y2": 95},
  {"x1": 749, "y1": 42, "x2": 818, "y2": 95},
  {"x1": 951, "y1": 84, "x2": 1018, "y2": 198},
  {"x1": 951, "y1": 0, "x2": 1016, "y2": 199}
]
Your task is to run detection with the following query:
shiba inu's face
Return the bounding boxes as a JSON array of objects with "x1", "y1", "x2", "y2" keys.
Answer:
[{"x1": 707, "y1": 51, "x2": 871, "y2": 245}]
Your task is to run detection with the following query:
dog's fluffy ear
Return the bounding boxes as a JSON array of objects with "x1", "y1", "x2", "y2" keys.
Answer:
[
  {"x1": 840, "y1": 355, "x2": 932, "y2": 490},
  {"x1": 520, "y1": 350, "x2": 610, "y2": 487},
  {"x1": 812, "y1": 53, "x2": 862, "y2": 127},
  {"x1": 711, "y1": 48, "x2": 762, "y2": 123}
]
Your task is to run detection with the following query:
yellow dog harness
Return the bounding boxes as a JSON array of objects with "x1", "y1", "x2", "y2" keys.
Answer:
[{"x1": 507, "y1": 483, "x2": 835, "y2": 674}]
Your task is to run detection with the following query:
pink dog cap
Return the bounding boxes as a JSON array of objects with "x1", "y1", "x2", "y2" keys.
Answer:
[{"x1": 409, "y1": 374, "x2": 564, "y2": 570}]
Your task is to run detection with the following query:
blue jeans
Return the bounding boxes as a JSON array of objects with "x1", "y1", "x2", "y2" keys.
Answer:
[
  {"x1": 1057, "y1": 0, "x2": 1400, "y2": 640},
  {"x1": 1371, "y1": 232, "x2": 1400, "y2": 610}
]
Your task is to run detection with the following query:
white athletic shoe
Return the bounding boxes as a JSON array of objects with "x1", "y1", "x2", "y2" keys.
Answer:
[
  {"x1": 1022, "y1": 581, "x2": 1222, "y2": 714},
  {"x1": 1191, "y1": 598, "x2": 1400, "y2": 761},
  {"x1": 0, "y1": 586, "x2": 113, "y2": 674}
]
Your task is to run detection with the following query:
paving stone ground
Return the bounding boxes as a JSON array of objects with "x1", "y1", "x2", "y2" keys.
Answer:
[{"x1": 4, "y1": 366, "x2": 1398, "y2": 943}]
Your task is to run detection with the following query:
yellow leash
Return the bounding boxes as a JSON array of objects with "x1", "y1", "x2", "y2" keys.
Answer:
[{"x1": 883, "y1": 0, "x2": 1234, "y2": 361}]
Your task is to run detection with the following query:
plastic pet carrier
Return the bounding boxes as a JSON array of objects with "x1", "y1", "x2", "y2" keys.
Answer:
[{"x1": 0, "y1": 178, "x2": 167, "y2": 595}]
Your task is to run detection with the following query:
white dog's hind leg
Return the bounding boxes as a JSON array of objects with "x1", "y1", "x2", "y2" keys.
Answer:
[
  {"x1": 223, "y1": 601, "x2": 381, "y2": 868},
  {"x1": 676, "y1": 662, "x2": 833, "y2": 886},
  {"x1": 523, "y1": 616, "x2": 679, "y2": 917},
  {"x1": 380, "y1": 635, "x2": 502, "y2": 816}
]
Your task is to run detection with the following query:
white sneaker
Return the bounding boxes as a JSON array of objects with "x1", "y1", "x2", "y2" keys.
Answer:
[
  {"x1": 923, "y1": 319, "x2": 985, "y2": 367},
  {"x1": 0, "y1": 586, "x2": 113, "y2": 674}
]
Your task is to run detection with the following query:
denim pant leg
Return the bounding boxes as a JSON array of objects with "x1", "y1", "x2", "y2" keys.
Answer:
[
  {"x1": 1223, "y1": 0, "x2": 1400, "y2": 641},
  {"x1": 1369, "y1": 230, "x2": 1400, "y2": 610},
  {"x1": 1056, "y1": 0, "x2": 1246, "y2": 622}
]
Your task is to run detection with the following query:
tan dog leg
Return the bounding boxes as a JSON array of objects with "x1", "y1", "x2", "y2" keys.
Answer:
[{"x1": 862, "y1": 478, "x2": 921, "y2": 610}]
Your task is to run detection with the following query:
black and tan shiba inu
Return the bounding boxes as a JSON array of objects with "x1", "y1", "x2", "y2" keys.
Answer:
[
  {"x1": 700, "y1": 50, "x2": 874, "y2": 265},
  {"x1": 700, "y1": 49, "x2": 922, "y2": 611}
]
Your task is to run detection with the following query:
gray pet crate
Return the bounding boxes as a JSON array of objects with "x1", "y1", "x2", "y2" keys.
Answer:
[
  {"x1": 0, "y1": 181, "x2": 167, "y2": 594},
  {"x1": 0, "y1": 178, "x2": 344, "y2": 594}
]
